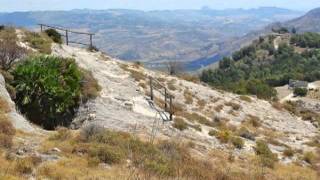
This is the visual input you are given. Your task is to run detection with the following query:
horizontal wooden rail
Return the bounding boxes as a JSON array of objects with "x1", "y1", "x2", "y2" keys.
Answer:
[{"x1": 38, "y1": 24, "x2": 95, "y2": 47}]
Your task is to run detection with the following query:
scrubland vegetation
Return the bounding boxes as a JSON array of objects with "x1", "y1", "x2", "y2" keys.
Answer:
[{"x1": 201, "y1": 33, "x2": 320, "y2": 99}]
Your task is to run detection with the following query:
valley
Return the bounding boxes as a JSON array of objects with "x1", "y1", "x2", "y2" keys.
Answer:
[{"x1": 0, "y1": 8, "x2": 303, "y2": 70}]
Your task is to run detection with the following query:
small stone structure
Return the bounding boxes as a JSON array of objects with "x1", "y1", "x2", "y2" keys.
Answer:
[{"x1": 289, "y1": 79, "x2": 308, "y2": 89}]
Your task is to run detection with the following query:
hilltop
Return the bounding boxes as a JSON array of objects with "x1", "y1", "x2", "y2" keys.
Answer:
[{"x1": 0, "y1": 27, "x2": 319, "y2": 179}]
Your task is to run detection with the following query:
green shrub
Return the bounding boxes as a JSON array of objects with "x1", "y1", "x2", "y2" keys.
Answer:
[
  {"x1": 44, "y1": 29, "x2": 62, "y2": 44},
  {"x1": 231, "y1": 136, "x2": 244, "y2": 149},
  {"x1": 11, "y1": 55, "x2": 82, "y2": 130},
  {"x1": 294, "y1": 87, "x2": 308, "y2": 97},
  {"x1": 255, "y1": 140, "x2": 278, "y2": 168},
  {"x1": 173, "y1": 117, "x2": 188, "y2": 131}
]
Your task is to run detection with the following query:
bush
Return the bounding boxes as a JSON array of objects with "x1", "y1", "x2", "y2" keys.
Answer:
[
  {"x1": 173, "y1": 117, "x2": 188, "y2": 131},
  {"x1": 11, "y1": 55, "x2": 82, "y2": 130},
  {"x1": 208, "y1": 129, "x2": 218, "y2": 136},
  {"x1": 283, "y1": 148, "x2": 294, "y2": 157},
  {"x1": 44, "y1": 29, "x2": 62, "y2": 44},
  {"x1": 294, "y1": 87, "x2": 308, "y2": 97},
  {"x1": 231, "y1": 136, "x2": 244, "y2": 149},
  {"x1": 303, "y1": 152, "x2": 316, "y2": 164},
  {"x1": 216, "y1": 130, "x2": 232, "y2": 144},
  {"x1": 255, "y1": 140, "x2": 278, "y2": 168},
  {"x1": 0, "y1": 27, "x2": 26, "y2": 70},
  {"x1": 89, "y1": 144, "x2": 124, "y2": 164},
  {"x1": 80, "y1": 69, "x2": 101, "y2": 102},
  {"x1": 23, "y1": 31, "x2": 52, "y2": 54},
  {"x1": 237, "y1": 127, "x2": 255, "y2": 140}
]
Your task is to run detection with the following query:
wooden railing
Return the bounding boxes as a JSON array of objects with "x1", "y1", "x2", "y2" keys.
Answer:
[
  {"x1": 39, "y1": 24, "x2": 95, "y2": 47},
  {"x1": 149, "y1": 77, "x2": 174, "y2": 121}
]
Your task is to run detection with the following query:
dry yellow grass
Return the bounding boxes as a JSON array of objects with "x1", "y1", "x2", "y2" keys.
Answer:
[{"x1": 183, "y1": 89, "x2": 193, "y2": 104}]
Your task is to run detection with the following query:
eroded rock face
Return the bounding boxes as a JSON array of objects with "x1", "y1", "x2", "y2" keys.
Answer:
[{"x1": 0, "y1": 74, "x2": 35, "y2": 132}]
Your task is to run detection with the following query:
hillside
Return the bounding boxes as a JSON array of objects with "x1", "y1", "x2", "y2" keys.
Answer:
[
  {"x1": 201, "y1": 32, "x2": 320, "y2": 99},
  {"x1": 0, "y1": 8, "x2": 302, "y2": 70},
  {"x1": 202, "y1": 7, "x2": 320, "y2": 70},
  {"x1": 0, "y1": 27, "x2": 319, "y2": 179},
  {"x1": 284, "y1": 7, "x2": 320, "y2": 32}
]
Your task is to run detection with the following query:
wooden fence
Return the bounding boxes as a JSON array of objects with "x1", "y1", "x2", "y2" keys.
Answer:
[
  {"x1": 149, "y1": 77, "x2": 174, "y2": 121},
  {"x1": 39, "y1": 24, "x2": 95, "y2": 47}
]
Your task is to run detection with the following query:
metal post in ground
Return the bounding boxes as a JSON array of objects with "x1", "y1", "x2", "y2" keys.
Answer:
[{"x1": 65, "y1": 30, "x2": 69, "y2": 45}]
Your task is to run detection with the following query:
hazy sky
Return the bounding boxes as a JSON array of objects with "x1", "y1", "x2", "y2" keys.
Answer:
[{"x1": 1, "y1": 0, "x2": 320, "y2": 12}]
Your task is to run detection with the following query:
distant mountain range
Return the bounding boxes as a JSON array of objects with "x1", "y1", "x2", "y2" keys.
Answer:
[{"x1": 0, "y1": 7, "x2": 305, "y2": 70}]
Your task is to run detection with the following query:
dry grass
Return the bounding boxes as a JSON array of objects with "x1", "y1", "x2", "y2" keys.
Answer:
[
  {"x1": 173, "y1": 117, "x2": 188, "y2": 131},
  {"x1": 167, "y1": 79, "x2": 177, "y2": 91},
  {"x1": 0, "y1": 97, "x2": 10, "y2": 113},
  {"x1": 181, "y1": 112, "x2": 214, "y2": 127},
  {"x1": 80, "y1": 69, "x2": 101, "y2": 101},
  {"x1": 239, "y1": 95, "x2": 252, "y2": 103},
  {"x1": 214, "y1": 104, "x2": 224, "y2": 112},
  {"x1": 120, "y1": 64, "x2": 146, "y2": 82},
  {"x1": 23, "y1": 31, "x2": 53, "y2": 54},
  {"x1": 225, "y1": 101, "x2": 241, "y2": 111},
  {"x1": 243, "y1": 115, "x2": 261, "y2": 128},
  {"x1": 177, "y1": 74, "x2": 200, "y2": 83},
  {"x1": 183, "y1": 89, "x2": 193, "y2": 104},
  {"x1": 196, "y1": 99, "x2": 206, "y2": 109},
  {"x1": 0, "y1": 98, "x2": 15, "y2": 149}
]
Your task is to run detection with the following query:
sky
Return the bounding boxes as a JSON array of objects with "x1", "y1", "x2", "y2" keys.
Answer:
[{"x1": 1, "y1": 0, "x2": 320, "y2": 12}]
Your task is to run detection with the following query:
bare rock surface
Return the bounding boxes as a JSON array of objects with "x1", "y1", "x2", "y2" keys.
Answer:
[
  {"x1": 52, "y1": 44, "x2": 319, "y2": 158},
  {"x1": 0, "y1": 74, "x2": 37, "y2": 133}
]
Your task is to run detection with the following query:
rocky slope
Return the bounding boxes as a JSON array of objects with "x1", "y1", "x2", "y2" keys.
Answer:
[{"x1": 49, "y1": 43, "x2": 318, "y2": 160}]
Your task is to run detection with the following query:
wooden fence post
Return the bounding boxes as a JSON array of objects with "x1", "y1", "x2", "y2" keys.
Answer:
[
  {"x1": 150, "y1": 77, "x2": 154, "y2": 101},
  {"x1": 65, "y1": 30, "x2": 69, "y2": 45}
]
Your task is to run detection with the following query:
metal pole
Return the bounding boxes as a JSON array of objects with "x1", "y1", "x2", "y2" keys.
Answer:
[
  {"x1": 40, "y1": 24, "x2": 43, "y2": 32},
  {"x1": 169, "y1": 96, "x2": 173, "y2": 121},
  {"x1": 164, "y1": 88, "x2": 167, "y2": 110},
  {"x1": 90, "y1": 34, "x2": 93, "y2": 48},
  {"x1": 150, "y1": 77, "x2": 153, "y2": 101},
  {"x1": 66, "y1": 30, "x2": 69, "y2": 45}
]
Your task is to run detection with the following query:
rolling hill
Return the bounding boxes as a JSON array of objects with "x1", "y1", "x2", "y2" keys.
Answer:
[{"x1": 0, "y1": 8, "x2": 302, "y2": 70}]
